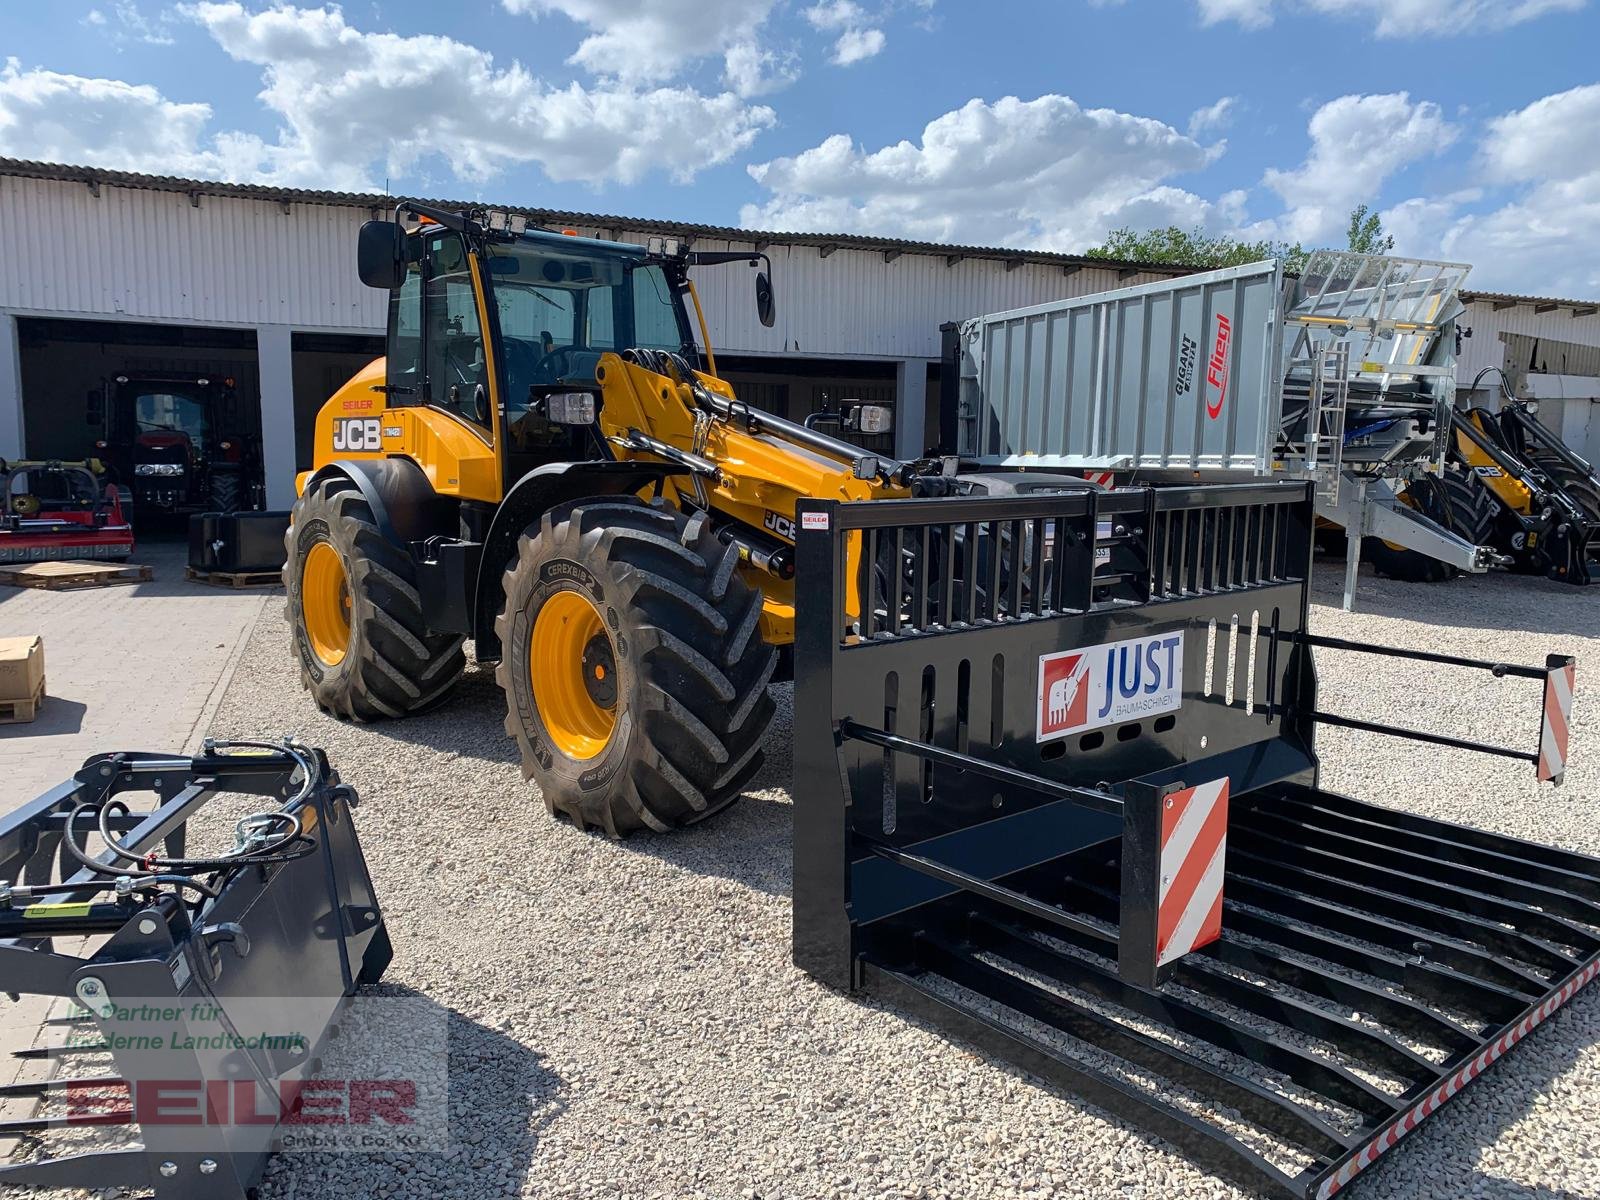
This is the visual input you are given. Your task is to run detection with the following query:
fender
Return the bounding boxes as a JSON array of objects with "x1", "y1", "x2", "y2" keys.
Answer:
[
  {"x1": 471, "y1": 460, "x2": 680, "y2": 662},
  {"x1": 302, "y1": 458, "x2": 458, "y2": 548}
]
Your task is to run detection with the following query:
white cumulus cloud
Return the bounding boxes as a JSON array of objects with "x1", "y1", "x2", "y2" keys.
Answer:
[
  {"x1": 0, "y1": 58, "x2": 253, "y2": 177},
  {"x1": 0, "y1": 5, "x2": 776, "y2": 192},
  {"x1": 831, "y1": 27, "x2": 886, "y2": 63},
  {"x1": 1194, "y1": 0, "x2": 1274, "y2": 29},
  {"x1": 1260, "y1": 92, "x2": 1455, "y2": 245},
  {"x1": 805, "y1": 1, "x2": 887, "y2": 66},
  {"x1": 742, "y1": 94, "x2": 1221, "y2": 247},
  {"x1": 1195, "y1": 0, "x2": 1586, "y2": 35},
  {"x1": 502, "y1": 0, "x2": 794, "y2": 97},
  {"x1": 1187, "y1": 95, "x2": 1237, "y2": 138},
  {"x1": 1388, "y1": 85, "x2": 1600, "y2": 295}
]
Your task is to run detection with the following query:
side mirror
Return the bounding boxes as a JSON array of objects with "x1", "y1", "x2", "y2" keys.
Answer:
[
  {"x1": 85, "y1": 389, "x2": 104, "y2": 425},
  {"x1": 755, "y1": 269, "x2": 775, "y2": 328},
  {"x1": 357, "y1": 220, "x2": 407, "y2": 290}
]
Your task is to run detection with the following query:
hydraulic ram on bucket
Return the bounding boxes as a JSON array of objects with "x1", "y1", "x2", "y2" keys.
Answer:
[
  {"x1": 0, "y1": 740, "x2": 390, "y2": 1199},
  {"x1": 793, "y1": 480, "x2": 1593, "y2": 1199}
]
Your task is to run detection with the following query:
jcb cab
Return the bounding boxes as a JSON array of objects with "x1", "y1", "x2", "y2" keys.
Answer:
[{"x1": 287, "y1": 201, "x2": 908, "y2": 835}]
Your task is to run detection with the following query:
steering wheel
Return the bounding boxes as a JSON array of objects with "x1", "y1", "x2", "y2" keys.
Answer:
[{"x1": 533, "y1": 345, "x2": 578, "y2": 382}]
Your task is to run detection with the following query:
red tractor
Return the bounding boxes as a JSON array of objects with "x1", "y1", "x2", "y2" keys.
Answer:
[{"x1": 90, "y1": 372, "x2": 263, "y2": 517}]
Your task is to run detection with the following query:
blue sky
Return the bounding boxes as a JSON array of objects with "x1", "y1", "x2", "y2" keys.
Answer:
[{"x1": 2, "y1": 1, "x2": 1599, "y2": 294}]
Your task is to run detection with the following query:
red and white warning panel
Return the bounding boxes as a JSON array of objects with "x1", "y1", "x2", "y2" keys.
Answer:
[
  {"x1": 1118, "y1": 774, "x2": 1231, "y2": 988},
  {"x1": 1157, "y1": 777, "x2": 1230, "y2": 967},
  {"x1": 1538, "y1": 655, "x2": 1576, "y2": 784},
  {"x1": 1316, "y1": 956, "x2": 1600, "y2": 1199}
]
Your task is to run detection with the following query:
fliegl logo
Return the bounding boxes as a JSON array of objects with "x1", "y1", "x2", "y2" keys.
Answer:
[
  {"x1": 1037, "y1": 632, "x2": 1185, "y2": 742},
  {"x1": 1204, "y1": 313, "x2": 1232, "y2": 419}
]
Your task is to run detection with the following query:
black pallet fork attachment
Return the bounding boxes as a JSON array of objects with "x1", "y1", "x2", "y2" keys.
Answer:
[
  {"x1": 793, "y1": 480, "x2": 1590, "y2": 1199},
  {"x1": 0, "y1": 740, "x2": 389, "y2": 1199}
]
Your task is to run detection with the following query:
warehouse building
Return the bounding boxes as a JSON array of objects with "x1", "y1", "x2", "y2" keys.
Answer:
[
  {"x1": 0, "y1": 160, "x2": 1184, "y2": 509},
  {"x1": 1457, "y1": 291, "x2": 1600, "y2": 464},
  {"x1": 3, "y1": 158, "x2": 1598, "y2": 510}
]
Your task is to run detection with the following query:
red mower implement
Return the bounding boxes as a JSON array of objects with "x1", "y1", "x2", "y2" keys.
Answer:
[{"x1": 0, "y1": 459, "x2": 134, "y2": 565}]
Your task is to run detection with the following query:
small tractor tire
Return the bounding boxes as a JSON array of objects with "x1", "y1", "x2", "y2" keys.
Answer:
[
  {"x1": 1363, "y1": 471, "x2": 1495, "y2": 583},
  {"x1": 1548, "y1": 464, "x2": 1600, "y2": 524},
  {"x1": 283, "y1": 475, "x2": 465, "y2": 720},
  {"x1": 495, "y1": 497, "x2": 777, "y2": 837},
  {"x1": 209, "y1": 468, "x2": 243, "y2": 514}
]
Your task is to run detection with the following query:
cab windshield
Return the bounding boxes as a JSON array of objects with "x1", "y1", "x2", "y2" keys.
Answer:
[
  {"x1": 133, "y1": 391, "x2": 209, "y2": 441},
  {"x1": 483, "y1": 239, "x2": 689, "y2": 409}
]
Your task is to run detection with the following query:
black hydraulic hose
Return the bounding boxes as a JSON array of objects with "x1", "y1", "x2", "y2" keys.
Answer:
[
  {"x1": 61, "y1": 804, "x2": 222, "y2": 899},
  {"x1": 632, "y1": 348, "x2": 908, "y2": 481},
  {"x1": 64, "y1": 736, "x2": 323, "y2": 891},
  {"x1": 94, "y1": 799, "x2": 305, "y2": 872}
]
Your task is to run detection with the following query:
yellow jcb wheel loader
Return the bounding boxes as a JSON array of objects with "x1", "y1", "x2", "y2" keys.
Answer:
[{"x1": 285, "y1": 201, "x2": 1074, "y2": 835}]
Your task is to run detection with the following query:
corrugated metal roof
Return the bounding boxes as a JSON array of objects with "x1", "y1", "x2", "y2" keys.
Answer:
[
  {"x1": 1461, "y1": 290, "x2": 1600, "y2": 311},
  {"x1": 0, "y1": 157, "x2": 1193, "y2": 279}
]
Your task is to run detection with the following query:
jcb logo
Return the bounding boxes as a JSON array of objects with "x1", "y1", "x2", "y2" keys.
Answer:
[
  {"x1": 333, "y1": 418, "x2": 382, "y2": 452},
  {"x1": 764, "y1": 510, "x2": 797, "y2": 541}
]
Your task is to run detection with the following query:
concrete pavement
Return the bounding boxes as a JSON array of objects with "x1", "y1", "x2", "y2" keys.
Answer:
[{"x1": 0, "y1": 537, "x2": 270, "y2": 800}]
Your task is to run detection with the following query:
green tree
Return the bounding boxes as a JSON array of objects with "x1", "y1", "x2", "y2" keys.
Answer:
[
  {"x1": 1345, "y1": 204, "x2": 1395, "y2": 255},
  {"x1": 1087, "y1": 204, "x2": 1396, "y2": 274},
  {"x1": 1085, "y1": 225, "x2": 1306, "y2": 272}
]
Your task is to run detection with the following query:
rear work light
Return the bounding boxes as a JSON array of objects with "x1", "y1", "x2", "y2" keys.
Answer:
[{"x1": 545, "y1": 392, "x2": 596, "y2": 425}]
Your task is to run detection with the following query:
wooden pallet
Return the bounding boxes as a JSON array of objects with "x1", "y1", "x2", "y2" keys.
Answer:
[
  {"x1": 185, "y1": 566, "x2": 282, "y2": 589},
  {"x1": 0, "y1": 561, "x2": 152, "y2": 591},
  {"x1": 0, "y1": 679, "x2": 44, "y2": 724}
]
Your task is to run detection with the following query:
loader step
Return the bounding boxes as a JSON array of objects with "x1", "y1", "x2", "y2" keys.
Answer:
[
  {"x1": 184, "y1": 565, "x2": 281, "y2": 588},
  {"x1": 0, "y1": 678, "x2": 45, "y2": 724},
  {"x1": 0, "y1": 561, "x2": 151, "y2": 590}
]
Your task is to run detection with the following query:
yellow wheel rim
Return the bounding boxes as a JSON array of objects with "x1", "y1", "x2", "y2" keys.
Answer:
[
  {"x1": 531, "y1": 590, "x2": 617, "y2": 761},
  {"x1": 301, "y1": 541, "x2": 352, "y2": 667}
]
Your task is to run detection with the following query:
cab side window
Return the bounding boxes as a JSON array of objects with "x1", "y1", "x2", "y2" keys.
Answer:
[
  {"x1": 387, "y1": 261, "x2": 423, "y2": 396},
  {"x1": 424, "y1": 234, "x2": 490, "y2": 430}
]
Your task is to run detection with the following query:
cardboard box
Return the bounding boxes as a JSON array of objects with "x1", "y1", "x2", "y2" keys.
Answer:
[{"x1": 0, "y1": 636, "x2": 45, "y2": 701}]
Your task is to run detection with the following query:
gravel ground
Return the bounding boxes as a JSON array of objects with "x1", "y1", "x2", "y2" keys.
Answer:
[{"x1": 20, "y1": 561, "x2": 1600, "y2": 1200}]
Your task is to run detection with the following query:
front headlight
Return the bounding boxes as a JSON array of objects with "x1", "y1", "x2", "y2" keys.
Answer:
[{"x1": 134, "y1": 463, "x2": 185, "y2": 477}]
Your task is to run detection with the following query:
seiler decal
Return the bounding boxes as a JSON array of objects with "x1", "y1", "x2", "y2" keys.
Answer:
[
  {"x1": 1037, "y1": 631, "x2": 1184, "y2": 742},
  {"x1": 1204, "y1": 313, "x2": 1231, "y2": 420}
]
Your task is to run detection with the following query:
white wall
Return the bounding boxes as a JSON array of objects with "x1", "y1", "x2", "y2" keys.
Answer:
[
  {"x1": 0, "y1": 175, "x2": 1167, "y2": 358},
  {"x1": 1460, "y1": 299, "x2": 1600, "y2": 384},
  {"x1": 0, "y1": 171, "x2": 1176, "y2": 468}
]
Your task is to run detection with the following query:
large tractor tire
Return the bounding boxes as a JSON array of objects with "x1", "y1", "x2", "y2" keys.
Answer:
[
  {"x1": 1437, "y1": 467, "x2": 1500, "y2": 546},
  {"x1": 283, "y1": 475, "x2": 465, "y2": 720},
  {"x1": 1363, "y1": 470, "x2": 1496, "y2": 583},
  {"x1": 495, "y1": 498, "x2": 777, "y2": 837},
  {"x1": 209, "y1": 467, "x2": 243, "y2": 514}
]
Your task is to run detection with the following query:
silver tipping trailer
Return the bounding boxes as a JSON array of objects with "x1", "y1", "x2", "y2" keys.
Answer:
[{"x1": 945, "y1": 252, "x2": 1491, "y2": 608}]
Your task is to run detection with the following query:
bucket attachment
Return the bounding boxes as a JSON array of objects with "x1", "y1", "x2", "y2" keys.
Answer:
[
  {"x1": 0, "y1": 740, "x2": 389, "y2": 1198},
  {"x1": 793, "y1": 481, "x2": 1593, "y2": 1199}
]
